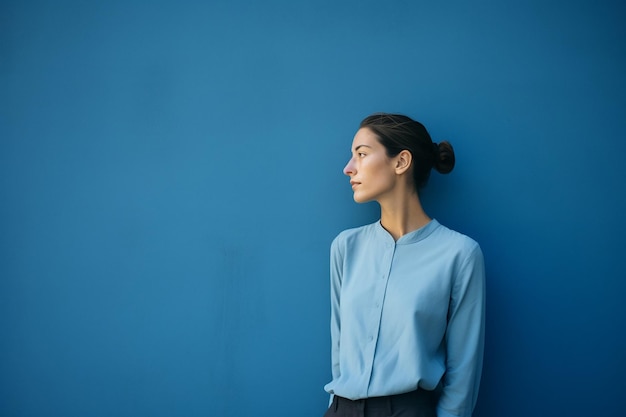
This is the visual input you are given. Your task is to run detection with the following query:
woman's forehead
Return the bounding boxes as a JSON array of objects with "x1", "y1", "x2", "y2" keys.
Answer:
[{"x1": 351, "y1": 128, "x2": 379, "y2": 149}]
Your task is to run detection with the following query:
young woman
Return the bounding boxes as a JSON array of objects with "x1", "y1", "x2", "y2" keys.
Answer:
[{"x1": 323, "y1": 113, "x2": 485, "y2": 417}]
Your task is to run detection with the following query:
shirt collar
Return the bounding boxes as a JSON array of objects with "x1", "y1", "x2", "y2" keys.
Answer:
[{"x1": 375, "y1": 219, "x2": 440, "y2": 245}]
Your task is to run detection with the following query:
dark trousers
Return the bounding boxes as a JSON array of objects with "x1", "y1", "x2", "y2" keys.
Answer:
[{"x1": 323, "y1": 389, "x2": 438, "y2": 417}]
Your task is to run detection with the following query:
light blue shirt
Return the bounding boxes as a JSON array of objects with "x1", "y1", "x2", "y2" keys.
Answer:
[{"x1": 324, "y1": 219, "x2": 485, "y2": 417}]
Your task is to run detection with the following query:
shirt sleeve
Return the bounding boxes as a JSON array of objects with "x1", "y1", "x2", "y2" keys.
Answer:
[
  {"x1": 329, "y1": 235, "x2": 344, "y2": 383},
  {"x1": 437, "y1": 243, "x2": 486, "y2": 417}
]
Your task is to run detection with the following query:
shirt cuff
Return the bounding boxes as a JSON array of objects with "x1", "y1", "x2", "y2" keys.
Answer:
[{"x1": 437, "y1": 406, "x2": 468, "y2": 417}]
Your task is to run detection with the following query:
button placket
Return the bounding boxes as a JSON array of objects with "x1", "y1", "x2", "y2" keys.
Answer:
[
  {"x1": 368, "y1": 243, "x2": 395, "y2": 362},
  {"x1": 363, "y1": 240, "x2": 396, "y2": 397}
]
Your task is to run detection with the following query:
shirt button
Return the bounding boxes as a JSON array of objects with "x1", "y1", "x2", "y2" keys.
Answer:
[{"x1": 368, "y1": 336, "x2": 374, "y2": 342}]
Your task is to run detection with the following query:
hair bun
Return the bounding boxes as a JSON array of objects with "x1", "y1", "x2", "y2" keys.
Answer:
[{"x1": 433, "y1": 141, "x2": 455, "y2": 174}]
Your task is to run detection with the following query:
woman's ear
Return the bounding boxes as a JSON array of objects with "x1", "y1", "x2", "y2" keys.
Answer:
[{"x1": 395, "y1": 150, "x2": 412, "y2": 175}]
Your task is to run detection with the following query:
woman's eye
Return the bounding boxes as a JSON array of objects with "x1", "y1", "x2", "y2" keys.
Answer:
[{"x1": 358, "y1": 153, "x2": 366, "y2": 158}]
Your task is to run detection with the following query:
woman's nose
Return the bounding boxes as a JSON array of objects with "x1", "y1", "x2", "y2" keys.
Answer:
[{"x1": 343, "y1": 158, "x2": 355, "y2": 176}]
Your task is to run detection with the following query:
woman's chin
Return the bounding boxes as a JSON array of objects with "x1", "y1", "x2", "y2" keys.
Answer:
[{"x1": 352, "y1": 193, "x2": 372, "y2": 204}]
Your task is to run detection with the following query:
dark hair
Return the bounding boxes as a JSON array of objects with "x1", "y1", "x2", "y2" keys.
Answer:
[{"x1": 360, "y1": 113, "x2": 455, "y2": 191}]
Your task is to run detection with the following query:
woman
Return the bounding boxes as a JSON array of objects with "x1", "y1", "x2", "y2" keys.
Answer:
[{"x1": 323, "y1": 113, "x2": 485, "y2": 417}]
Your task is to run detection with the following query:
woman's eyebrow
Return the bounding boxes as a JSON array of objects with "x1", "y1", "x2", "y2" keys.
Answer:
[{"x1": 354, "y1": 144, "x2": 372, "y2": 152}]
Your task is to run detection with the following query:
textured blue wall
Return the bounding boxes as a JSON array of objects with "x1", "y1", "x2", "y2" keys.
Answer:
[{"x1": 1, "y1": 1, "x2": 625, "y2": 416}]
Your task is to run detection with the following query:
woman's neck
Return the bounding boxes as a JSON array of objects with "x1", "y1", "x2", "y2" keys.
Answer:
[{"x1": 379, "y1": 191, "x2": 431, "y2": 241}]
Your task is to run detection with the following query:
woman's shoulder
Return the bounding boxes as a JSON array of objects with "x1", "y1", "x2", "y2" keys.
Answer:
[
  {"x1": 432, "y1": 220, "x2": 482, "y2": 255},
  {"x1": 331, "y1": 221, "x2": 378, "y2": 247}
]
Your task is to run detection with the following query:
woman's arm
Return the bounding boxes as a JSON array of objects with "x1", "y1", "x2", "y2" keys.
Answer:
[
  {"x1": 329, "y1": 236, "x2": 343, "y2": 382},
  {"x1": 437, "y1": 244, "x2": 486, "y2": 417}
]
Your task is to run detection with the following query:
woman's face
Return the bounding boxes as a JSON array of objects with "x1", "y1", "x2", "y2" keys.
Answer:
[{"x1": 343, "y1": 127, "x2": 398, "y2": 203}]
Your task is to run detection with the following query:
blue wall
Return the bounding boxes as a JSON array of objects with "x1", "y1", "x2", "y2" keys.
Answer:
[{"x1": 1, "y1": 1, "x2": 625, "y2": 416}]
